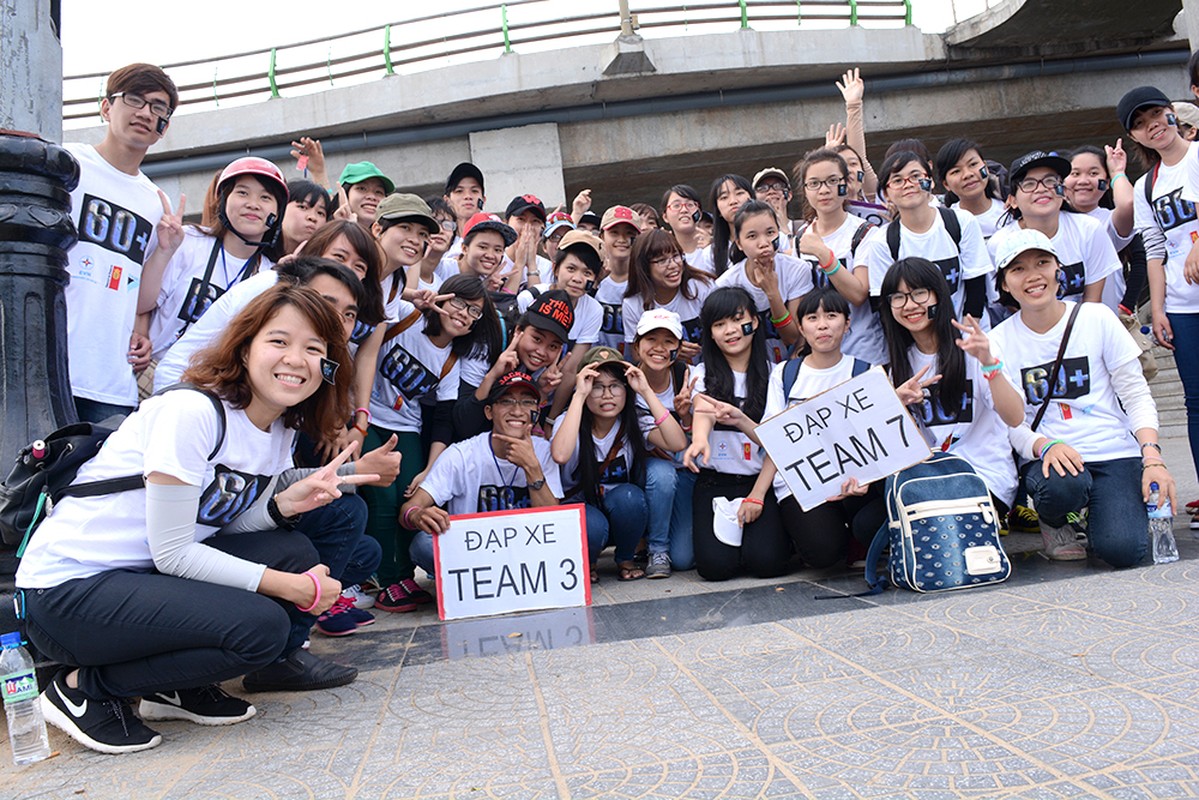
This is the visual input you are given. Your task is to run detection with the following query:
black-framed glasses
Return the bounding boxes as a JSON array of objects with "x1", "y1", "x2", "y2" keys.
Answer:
[
  {"x1": 110, "y1": 92, "x2": 172, "y2": 120},
  {"x1": 495, "y1": 397, "x2": 540, "y2": 409},
  {"x1": 887, "y1": 287, "x2": 932, "y2": 308},
  {"x1": 757, "y1": 181, "x2": 790, "y2": 195},
  {"x1": 447, "y1": 297, "x2": 484, "y2": 319},
  {"x1": 1015, "y1": 175, "x2": 1063, "y2": 193},
  {"x1": 650, "y1": 252, "x2": 684, "y2": 268},
  {"x1": 589, "y1": 381, "x2": 626, "y2": 397},
  {"x1": 804, "y1": 177, "x2": 847, "y2": 191}
]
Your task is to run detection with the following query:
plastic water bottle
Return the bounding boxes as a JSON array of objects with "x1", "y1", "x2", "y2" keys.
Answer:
[
  {"x1": 1147, "y1": 482, "x2": 1179, "y2": 565},
  {"x1": 1, "y1": 632, "x2": 49, "y2": 766}
]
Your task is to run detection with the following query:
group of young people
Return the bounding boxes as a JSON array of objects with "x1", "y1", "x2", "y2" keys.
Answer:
[{"x1": 11, "y1": 60, "x2": 1197, "y2": 756}]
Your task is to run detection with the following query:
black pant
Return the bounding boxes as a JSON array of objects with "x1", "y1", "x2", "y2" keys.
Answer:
[
  {"x1": 691, "y1": 470, "x2": 790, "y2": 581},
  {"x1": 23, "y1": 529, "x2": 318, "y2": 700},
  {"x1": 778, "y1": 487, "x2": 883, "y2": 569}
]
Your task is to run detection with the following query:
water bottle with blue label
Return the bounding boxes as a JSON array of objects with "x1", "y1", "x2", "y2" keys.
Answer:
[
  {"x1": 1, "y1": 632, "x2": 50, "y2": 765},
  {"x1": 1146, "y1": 482, "x2": 1178, "y2": 564}
]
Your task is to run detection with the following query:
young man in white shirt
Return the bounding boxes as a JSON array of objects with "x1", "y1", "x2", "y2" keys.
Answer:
[{"x1": 64, "y1": 63, "x2": 177, "y2": 422}]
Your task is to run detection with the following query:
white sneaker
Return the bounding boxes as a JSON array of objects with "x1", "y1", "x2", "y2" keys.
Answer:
[{"x1": 341, "y1": 584, "x2": 375, "y2": 610}]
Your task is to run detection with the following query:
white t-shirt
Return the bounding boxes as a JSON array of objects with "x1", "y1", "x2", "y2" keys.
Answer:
[
  {"x1": 803, "y1": 216, "x2": 885, "y2": 364},
  {"x1": 63, "y1": 143, "x2": 164, "y2": 405},
  {"x1": 1144, "y1": 141, "x2": 1199, "y2": 314},
  {"x1": 989, "y1": 213, "x2": 1120, "y2": 302},
  {"x1": 154, "y1": 270, "x2": 281, "y2": 391},
  {"x1": 594, "y1": 275, "x2": 629, "y2": 354},
  {"x1": 421, "y1": 431, "x2": 563, "y2": 515},
  {"x1": 370, "y1": 299, "x2": 461, "y2": 432},
  {"x1": 763, "y1": 355, "x2": 865, "y2": 501},
  {"x1": 687, "y1": 246, "x2": 715, "y2": 275},
  {"x1": 149, "y1": 228, "x2": 275, "y2": 359},
  {"x1": 859, "y1": 208, "x2": 993, "y2": 318},
  {"x1": 952, "y1": 197, "x2": 1007, "y2": 240},
  {"x1": 16, "y1": 390, "x2": 294, "y2": 589},
  {"x1": 1085, "y1": 206, "x2": 1136, "y2": 312},
  {"x1": 691, "y1": 363, "x2": 764, "y2": 476},
  {"x1": 714, "y1": 253, "x2": 815, "y2": 364},
  {"x1": 559, "y1": 412, "x2": 657, "y2": 495},
  {"x1": 621, "y1": 282, "x2": 712, "y2": 347},
  {"x1": 989, "y1": 301, "x2": 1143, "y2": 462},
  {"x1": 905, "y1": 346, "x2": 1019, "y2": 505}
]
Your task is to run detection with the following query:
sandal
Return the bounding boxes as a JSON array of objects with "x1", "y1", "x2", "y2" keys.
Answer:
[
  {"x1": 589, "y1": 564, "x2": 600, "y2": 584},
  {"x1": 617, "y1": 561, "x2": 645, "y2": 581}
]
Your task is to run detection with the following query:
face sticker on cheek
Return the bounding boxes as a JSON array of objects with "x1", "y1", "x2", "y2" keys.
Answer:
[
  {"x1": 741, "y1": 322, "x2": 755, "y2": 336},
  {"x1": 668, "y1": 348, "x2": 679, "y2": 362},
  {"x1": 585, "y1": 279, "x2": 595, "y2": 293},
  {"x1": 320, "y1": 358, "x2": 339, "y2": 385}
]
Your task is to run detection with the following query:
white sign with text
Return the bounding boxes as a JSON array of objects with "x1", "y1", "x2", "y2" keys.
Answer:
[
  {"x1": 757, "y1": 367, "x2": 931, "y2": 511},
  {"x1": 434, "y1": 504, "x2": 590, "y2": 621}
]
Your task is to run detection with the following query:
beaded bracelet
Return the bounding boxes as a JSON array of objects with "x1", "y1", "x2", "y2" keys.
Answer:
[{"x1": 295, "y1": 570, "x2": 322, "y2": 614}]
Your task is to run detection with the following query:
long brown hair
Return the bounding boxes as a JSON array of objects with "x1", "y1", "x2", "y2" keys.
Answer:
[
  {"x1": 626, "y1": 228, "x2": 710, "y2": 309},
  {"x1": 301, "y1": 219, "x2": 385, "y2": 325},
  {"x1": 184, "y1": 283, "x2": 352, "y2": 440}
]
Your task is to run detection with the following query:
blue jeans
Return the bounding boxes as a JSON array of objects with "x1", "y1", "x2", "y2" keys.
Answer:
[
  {"x1": 585, "y1": 484, "x2": 648, "y2": 565},
  {"x1": 644, "y1": 458, "x2": 677, "y2": 556},
  {"x1": 1167, "y1": 312, "x2": 1199, "y2": 485},
  {"x1": 73, "y1": 396, "x2": 134, "y2": 425},
  {"x1": 1021, "y1": 457, "x2": 1148, "y2": 568},
  {"x1": 670, "y1": 468, "x2": 697, "y2": 570}
]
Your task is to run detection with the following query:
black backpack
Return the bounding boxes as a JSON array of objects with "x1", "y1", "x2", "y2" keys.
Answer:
[
  {"x1": 781, "y1": 357, "x2": 871, "y2": 400},
  {"x1": 0, "y1": 385, "x2": 226, "y2": 553}
]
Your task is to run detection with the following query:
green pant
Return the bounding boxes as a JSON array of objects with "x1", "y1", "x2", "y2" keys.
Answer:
[{"x1": 359, "y1": 425, "x2": 426, "y2": 585}]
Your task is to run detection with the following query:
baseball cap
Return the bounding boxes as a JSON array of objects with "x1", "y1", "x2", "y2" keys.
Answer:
[
  {"x1": 486, "y1": 370, "x2": 541, "y2": 405},
  {"x1": 1008, "y1": 150, "x2": 1070, "y2": 186},
  {"x1": 635, "y1": 308, "x2": 684, "y2": 340},
  {"x1": 994, "y1": 228, "x2": 1058, "y2": 272},
  {"x1": 375, "y1": 193, "x2": 438, "y2": 234},
  {"x1": 601, "y1": 205, "x2": 640, "y2": 232},
  {"x1": 338, "y1": 162, "x2": 395, "y2": 194},
  {"x1": 463, "y1": 212, "x2": 517, "y2": 246},
  {"x1": 556, "y1": 229, "x2": 603, "y2": 260},
  {"x1": 578, "y1": 210, "x2": 602, "y2": 229},
  {"x1": 752, "y1": 167, "x2": 790, "y2": 189},
  {"x1": 544, "y1": 211, "x2": 575, "y2": 238},
  {"x1": 505, "y1": 194, "x2": 547, "y2": 223},
  {"x1": 520, "y1": 289, "x2": 574, "y2": 342},
  {"x1": 1173, "y1": 101, "x2": 1199, "y2": 129},
  {"x1": 580, "y1": 345, "x2": 631, "y2": 370},
  {"x1": 1116, "y1": 86, "x2": 1172, "y2": 131},
  {"x1": 445, "y1": 162, "x2": 485, "y2": 195}
]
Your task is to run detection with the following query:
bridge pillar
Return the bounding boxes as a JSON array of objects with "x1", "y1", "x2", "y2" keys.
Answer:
[
  {"x1": 470, "y1": 123, "x2": 567, "y2": 212},
  {"x1": 1182, "y1": 0, "x2": 1199, "y2": 56}
]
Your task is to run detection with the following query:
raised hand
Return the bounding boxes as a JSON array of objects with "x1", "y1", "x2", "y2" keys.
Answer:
[
  {"x1": 289, "y1": 136, "x2": 326, "y2": 181},
  {"x1": 572, "y1": 189, "x2": 593, "y2": 217},
  {"x1": 494, "y1": 329, "x2": 523, "y2": 375},
  {"x1": 275, "y1": 441, "x2": 379, "y2": 516},
  {"x1": 155, "y1": 190, "x2": 187, "y2": 256},
  {"x1": 538, "y1": 351, "x2": 565, "y2": 395},
  {"x1": 673, "y1": 367, "x2": 697, "y2": 418},
  {"x1": 574, "y1": 362, "x2": 600, "y2": 397},
  {"x1": 894, "y1": 364, "x2": 940, "y2": 406},
  {"x1": 836, "y1": 68, "x2": 865, "y2": 104},
  {"x1": 1104, "y1": 138, "x2": 1127, "y2": 177},
  {"x1": 798, "y1": 223, "x2": 833, "y2": 265},
  {"x1": 825, "y1": 122, "x2": 847, "y2": 148},
  {"x1": 333, "y1": 185, "x2": 356, "y2": 223},
  {"x1": 356, "y1": 433, "x2": 402, "y2": 488},
  {"x1": 624, "y1": 364, "x2": 651, "y2": 396},
  {"x1": 951, "y1": 315, "x2": 997, "y2": 365}
]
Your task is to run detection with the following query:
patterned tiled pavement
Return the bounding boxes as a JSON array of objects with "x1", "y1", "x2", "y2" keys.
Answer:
[{"x1": 3, "y1": 355, "x2": 1196, "y2": 799}]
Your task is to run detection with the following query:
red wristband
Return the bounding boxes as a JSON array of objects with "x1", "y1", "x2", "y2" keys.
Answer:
[{"x1": 741, "y1": 497, "x2": 764, "y2": 506}]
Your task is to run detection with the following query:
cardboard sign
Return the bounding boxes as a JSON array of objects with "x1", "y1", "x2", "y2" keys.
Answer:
[
  {"x1": 434, "y1": 504, "x2": 590, "y2": 621},
  {"x1": 757, "y1": 367, "x2": 930, "y2": 511},
  {"x1": 440, "y1": 606, "x2": 596, "y2": 661}
]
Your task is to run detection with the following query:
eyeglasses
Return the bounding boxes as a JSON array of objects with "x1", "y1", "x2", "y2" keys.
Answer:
[
  {"x1": 651, "y1": 252, "x2": 684, "y2": 268},
  {"x1": 803, "y1": 177, "x2": 847, "y2": 192},
  {"x1": 495, "y1": 397, "x2": 540, "y2": 409},
  {"x1": 110, "y1": 92, "x2": 172, "y2": 120},
  {"x1": 447, "y1": 297, "x2": 484, "y2": 320},
  {"x1": 438, "y1": 219, "x2": 457, "y2": 233},
  {"x1": 589, "y1": 381, "x2": 626, "y2": 397},
  {"x1": 886, "y1": 173, "x2": 931, "y2": 190},
  {"x1": 1015, "y1": 175, "x2": 1063, "y2": 193},
  {"x1": 666, "y1": 199, "x2": 699, "y2": 212},
  {"x1": 757, "y1": 182, "x2": 790, "y2": 195},
  {"x1": 887, "y1": 287, "x2": 933, "y2": 308}
]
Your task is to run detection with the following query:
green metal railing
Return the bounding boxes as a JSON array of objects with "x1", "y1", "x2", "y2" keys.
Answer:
[{"x1": 62, "y1": 1, "x2": 911, "y2": 124}]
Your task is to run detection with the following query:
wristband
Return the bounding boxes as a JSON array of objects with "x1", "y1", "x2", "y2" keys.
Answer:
[
  {"x1": 1141, "y1": 442, "x2": 1163, "y2": 454},
  {"x1": 980, "y1": 359, "x2": 1003, "y2": 373},
  {"x1": 267, "y1": 496, "x2": 300, "y2": 529},
  {"x1": 771, "y1": 311, "x2": 793, "y2": 327},
  {"x1": 1118, "y1": 304, "x2": 1134, "y2": 316},
  {"x1": 295, "y1": 570, "x2": 322, "y2": 614},
  {"x1": 353, "y1": 424, "x2": 369, "y2": 436},
  {"x1": 1038, "y1": 439, "x2": 1065, "y2": 459},
  {"x1": 741, "y1": 497, "x2": 764, "y2": 506},
  {"x1": 653, "y1": 411, "x2": 670, "y2": 427},
  {"x1": 1111, "y1": 172, "x2": 1127, "y2": 184},
  {"x1": 354, "y1": 407, "x2": 371, "y2": 424},
  {"x1": 402, "y1": 505, "x2": 420, "y2": 530}
]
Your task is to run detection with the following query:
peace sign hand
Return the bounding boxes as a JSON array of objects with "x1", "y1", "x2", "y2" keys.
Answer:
[
  {"x1": 538, "y1": 350, "x2": 565, "y2": 395},
  {"x1": 894, "y1": 364, "x2": 941, "y2": 407},
  {"x1": 156, "y1": 190, "x2": 187, "y2": 256},
  {"x1": 333, "y1": 185, "x2": 357, "y2": 223},
  {"x1": 1104, "y1": 138, "x2": 1127, "y2": 176},
  {"x1": 951, "y1": 315, "x2": 996, "y2": 366},
  {"x1": 673, "y1": 367, "x2": 696, "y2": 419},
  {"x1": 274, "y1": 441, "x2": 379, "y2": 517},
  {"x1": 495, "y1": 329, "x2": 523, "y2": 374}
]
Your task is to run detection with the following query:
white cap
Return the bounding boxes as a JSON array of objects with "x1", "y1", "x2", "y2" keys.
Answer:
[
  {"x1": 635, "y1": 308, "x2": 684, "y2": 340},
  {"x1": 994, "y1": 227, "x2": 1058, "y2": 272},
  {"x1": 752, "y1": 167, "x2": 790, "y2": 188}
]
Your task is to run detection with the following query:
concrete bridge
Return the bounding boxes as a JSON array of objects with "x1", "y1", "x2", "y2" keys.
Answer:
[{"x1": 64, "y1": 0, "x2": 1193, "y2": 214}]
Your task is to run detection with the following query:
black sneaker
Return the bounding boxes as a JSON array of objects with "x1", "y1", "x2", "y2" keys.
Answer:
[
  {"x1": 40, "y1": 673, "x2": 162, "y2": 754},
  {"x1": 241, "y1": 648, "x2": 358, "y2": 693},
  {"x1": 139, "y1": 684, "x2": 256, "y2": 726}
]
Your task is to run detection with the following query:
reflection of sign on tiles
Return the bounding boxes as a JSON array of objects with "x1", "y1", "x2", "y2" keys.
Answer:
[
  {"x1": 434, "y1": 504, "x2": 590, "y2": 621},
  {"x1": 757, "y1": 367, "x2": 930, "y2": 511},
  {"x1": 440, "y1": 606, "x2": 596, "y2": 661}
]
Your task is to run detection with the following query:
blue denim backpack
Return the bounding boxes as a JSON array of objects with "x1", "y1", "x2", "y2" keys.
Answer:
[{"x1": 864, "y1": 453, "x2": 1011, "y2": 593}]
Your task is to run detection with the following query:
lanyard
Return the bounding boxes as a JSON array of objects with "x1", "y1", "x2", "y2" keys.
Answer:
[{"x1": 489, "y1": 434, "x2": 520, "y2": 489}]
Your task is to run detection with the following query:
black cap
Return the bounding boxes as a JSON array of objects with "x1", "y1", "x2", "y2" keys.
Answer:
[
  {"x1": 504, "y1": 194, "x2": 547, "y2": 223},
  {"x1": 578, "y1": 210, "x2": 602, "y2": 228},
  {"x1": 445, "y1": 162, "x2": 485, "y2": 195},
  {"x1": 486, "y1": 370, "x2": 541, "y2": 405},
  {"x1": 519, "y1": 289, "x2": 574, "y2": 342},
  {"x1": 1008, "y1": 150, "x2": 1071, "y2": 186},
  {"x1": 1117, "y1": 86, "x2": 1172, "y2": 131}
]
